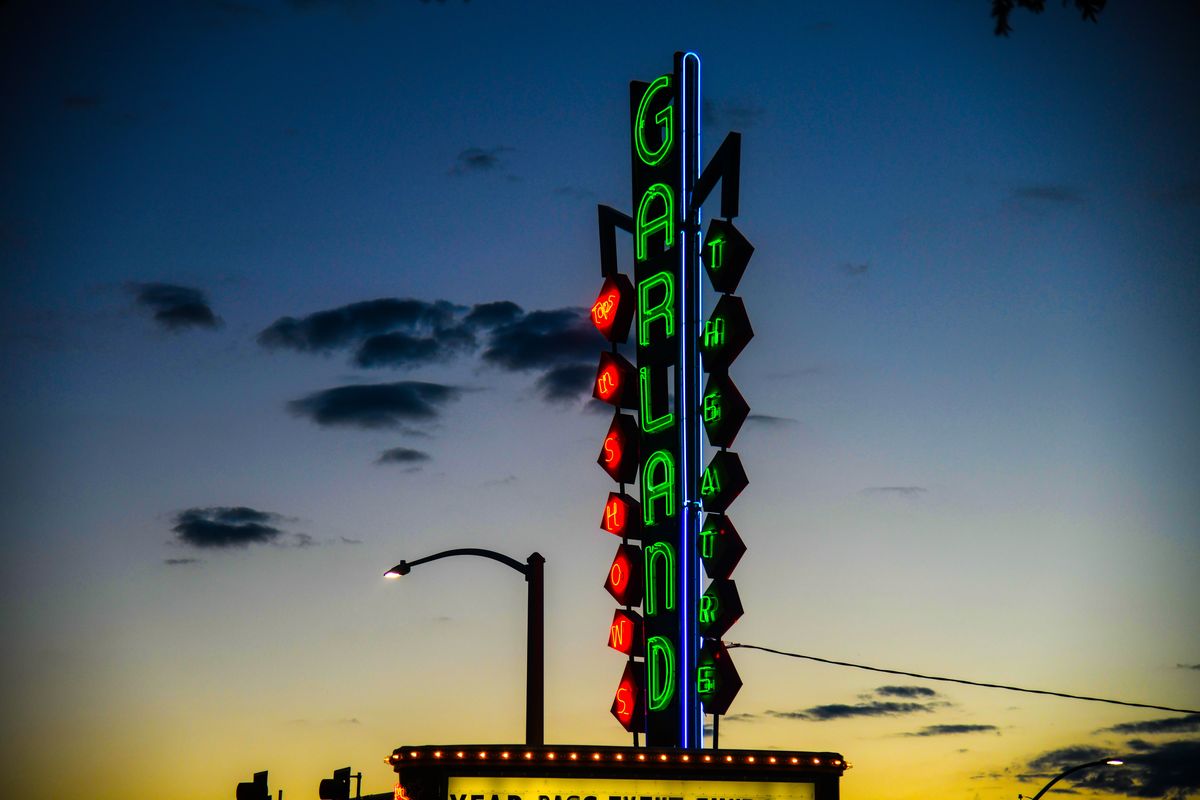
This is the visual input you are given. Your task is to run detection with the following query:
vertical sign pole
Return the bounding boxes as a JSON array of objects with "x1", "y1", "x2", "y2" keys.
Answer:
[{"x1": 677, "y1": 50, "x2": 703, "y2": 750}]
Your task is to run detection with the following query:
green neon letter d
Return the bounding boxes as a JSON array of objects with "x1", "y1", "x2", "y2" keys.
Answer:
[{"x1": 647, "y1": 635, "x2": 676, "y2": 711}]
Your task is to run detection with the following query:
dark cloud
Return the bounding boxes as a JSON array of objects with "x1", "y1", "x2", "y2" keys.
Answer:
[
  {"x1": 1178, "y1": 663, "x2": 1200, "y2": 671},
  {"x1": 376, "y1": 447, "x2": 432, "y2": 466},
  {"x1": 353, "y1": 327, "x2": 474, "y2": 369},
  {"x1": 1012, "y1": 184, "x2": 1085, "y2": 205},
  {"x1": 702, "y1": 98, "x2": 765, "y2": 130},
  {"x1": 1101, "y1": 714, "x2": 1200, "y2": 735},
  {"x1": 63, "y1": 94, "x2": 101, "y2": 109},
  {"x1": 839, "y1": 262, "x2": 869, "y2": 276},
  {"x1": 287, "y1": 381, "x2": 462, "y2": 429},
  {"x1": 905, "y1": 724, "x2": 998, "y2": 737},
  {"x1": 481, "y1": 308, "x2": 601, "y2": 371},
  {"x1": 481, "y1": 475, "x2": 517, "y2": 487},
  {"x1": 127, "y1": 282, "x2": 221, "y2": 332},
  {"x1": 1025, "y1": 739, "x2": 1200, "y2": 798},
  {"x1": 554, "y1": 186, "x2": 596, "y2": 200},
  {"x1": 768, "y1": 701, "x2": 935, "y2": 721},
  {"x1": 164, "y1": 557, "x2": 201, "y2": 566},
  {"x1": 746, "y1": 414, "x2": 798, "y2": 427},
  {"x1": 340, "y1": 536, "x2": 363, "y2": 545},
  {"x1": 1156, "y1": 181, "x2": 1200, "y2": 208},
  {"x1": 171, "y1": 506, "x2": 286, "y2": 549},
  {"x1": 723, "y1": 712, "x2": 761, "y2": 722},
  {"x1": 536, "y1": 363, "x2": 594, "y2": 403},
  {"x1": 876, "y1": 685, "x2": 938, "y2": 699},
  {"x1": 1025, "y1": 744, "x2": 1109, "y2": 775},
  {"x1": 258, "y1": 298, "x2": 459, "y2": 353},
  {"x1": 450, "y1": 146, "x2": 514, "y2": 176},
  {"x1": 464, "y1": 301, "x2": 524, "y2": 329},
  {"x1": 862, "y1": 486, "x2": 927, "y2": 498}
]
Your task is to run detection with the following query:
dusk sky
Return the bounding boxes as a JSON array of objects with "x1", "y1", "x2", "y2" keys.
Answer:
[{"x1": 2, "y1": 2, "x2": 1198, "y2": 799}]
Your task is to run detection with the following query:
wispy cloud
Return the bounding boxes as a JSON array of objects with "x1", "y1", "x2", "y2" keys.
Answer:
[
  {"x1": 450, "y1": 146, "x2": 515, "y2": 176},
  {"x1": 875, "y1": 685, "x2": 938, "y2": 699},
  {"x1": 164, "y1": 557, "x2": 201, "y2": 566},
  {"x1": 127, "y1": 282, "x2": 221, "y2": 332},
  {"x1": 767, "y1": 700, "x2": 936, "y2": 721},
  {"x1": 1012, "y1": 184, "x2": 1085, "y2": 206},
  {"x1": 839, "y1": 261, "x2": 869, "y2": 276},
  {"x1": 904, "y1": 724, "x2": 998, "y2": 737},
  {"x1": 376, "y1": 446, "x2": 432, "y2": 467},
  {"x1": 287, "y1": 382, "x2": 462, "y2": 430},
  {"x1": 861, "y1": 486, "x2": 927, "y2": 498},
  {"x1": 1099, "y1": 714, "x2": 1200, "y2": 735},
  {"x1": 1177, "y1": 663, "x2": 1200, "y2": 671},
  {"x1": 746, "y1": 414, "x2": 798, "y2": 427}
]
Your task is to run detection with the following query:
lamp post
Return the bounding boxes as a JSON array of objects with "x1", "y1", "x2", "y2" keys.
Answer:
[
  {"x1": 1020, "y1": 757, "x2": 1125, "y2": 800},
  {"x1": 385, "y1": 548, "x2": 545, "y2": 746}
]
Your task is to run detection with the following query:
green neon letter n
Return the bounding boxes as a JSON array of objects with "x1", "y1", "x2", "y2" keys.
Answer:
[{"x1": 643, "y1": 540, "x2": 676, "y2": 616}]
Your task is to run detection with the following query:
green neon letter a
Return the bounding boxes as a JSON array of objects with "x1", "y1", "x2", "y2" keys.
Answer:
[
  {"x1": 634, "y1": 75, "x2": 674, "y2": 167},
  {"x1": 636, "y1": 183, "x2": 675, "y2": 261},
  {"x1": 643, "y1": 540, "x2": 676, "y2": 616},
  {"x1": 647, "y1": 636, "x2": 676, "y2": 712},
  {"x1": 642, "y1": 449, "x2": 676, "y2": 527}
]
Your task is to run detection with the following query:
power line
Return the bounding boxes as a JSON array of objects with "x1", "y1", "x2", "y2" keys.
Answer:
[{"x1": 723, "y1": 641, "x2": 1200, "y2": 716}]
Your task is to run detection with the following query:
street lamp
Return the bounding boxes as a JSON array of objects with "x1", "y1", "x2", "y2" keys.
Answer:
[
  {"x1": 385, "y1": 548, "x2": 545, "y2": 746},
  {"x1": 1019, "y1": 757, "x2": 1125, "y2": 800}
]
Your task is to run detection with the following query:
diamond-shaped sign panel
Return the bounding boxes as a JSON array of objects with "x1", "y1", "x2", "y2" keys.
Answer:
[
  {"x1": 600, "y1": 492, "x2": 641, "y2": 539},
  {"x1": 701, "y1": 373, "x2": 750, "y2": 449},
  {"x1": 593, "y1": 351, "x2": 638, "y2": 409},
  {"x1": 703, "y1": 219, "x2": 754, "y2": 295},
  {"x1": 698, "y1": 578, "x2": 743, "y2": 639},
  {"x1": 607, "y1": 608, "x2": 644, "y2": 657},
  {"x1": 699, "y1": 295, "x2": 753, "y2": 374},
  {"x1": 598, "y1": 412, "x2": 639, "y2": 483},
  {"x1": 698, "y1": 514, "x2": 746, "y2": 580},
  {"x1": 604, "y1": 543, "x2": 644, "y2": 606},
  {"x1": 611, "y1": 661, "x2": 645, "y2": 733},
  {"x1": 590, "y1": 274, "x2": 635, "y2": 343},
  {"x1": 700, "y1": 450, "x2": 748, "y2": 513},
  {"x1": 697, "y1": 640, "x2": 741, "y2": 716}
]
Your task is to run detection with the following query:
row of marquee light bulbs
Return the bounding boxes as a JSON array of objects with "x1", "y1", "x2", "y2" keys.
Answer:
[{"x1": 589, "y1": 217, "x2": 756, "y2": 732}]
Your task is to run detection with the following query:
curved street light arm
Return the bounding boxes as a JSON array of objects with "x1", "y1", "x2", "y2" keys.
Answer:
[
  {"x1": 387, "y1": 547, "x2": 533, "y2": 578},
  {"x1": 1025, "y1": 758, "x2": 1124, "y2": 800}
]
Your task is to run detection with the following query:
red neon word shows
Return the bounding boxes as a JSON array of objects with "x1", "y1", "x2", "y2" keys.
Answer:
[
  {"x1": 614, "y1": 675, "x2": 637, "y2": 727},
  {"x1": 596, "y1": 364, "x2": 620, "y2": 402},
  {"x1": 608, "y1": 610, "x2": 641, "y2": 655}
]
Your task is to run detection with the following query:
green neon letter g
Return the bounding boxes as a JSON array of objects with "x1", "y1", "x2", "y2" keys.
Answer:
[
  {"x1": 634, "y1": 75, "x2": 673, "y2": 167},
  {"x1": 647, "y1": 635, "x2": 676, "y2": 711}
]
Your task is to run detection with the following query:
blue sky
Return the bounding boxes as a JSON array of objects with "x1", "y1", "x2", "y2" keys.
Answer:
[{"x1": 1, "y1": 2, "x2": 1197, "y2": 799}]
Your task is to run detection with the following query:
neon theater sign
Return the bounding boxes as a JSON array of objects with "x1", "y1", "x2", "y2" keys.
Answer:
[
  {"x1": 386, "y1": 52, "x2": 846, "y2": 800},
  {"x1": 592, "y1": 51, "x2": 756, "y2": 748}
]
